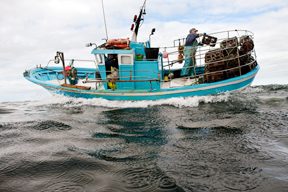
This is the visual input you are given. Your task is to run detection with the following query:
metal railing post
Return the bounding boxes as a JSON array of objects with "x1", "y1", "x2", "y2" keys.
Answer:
[{"x1": 236, "y1": 40, "x2": 242, "y2": 76}]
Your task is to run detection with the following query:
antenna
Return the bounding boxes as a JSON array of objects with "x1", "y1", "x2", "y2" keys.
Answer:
[
  {"x1": 101, "y1": 0, "x2": 108, "y2": 41},
  {"x1": 131, "y1": 0, "x2": 147, "y2": 42}
]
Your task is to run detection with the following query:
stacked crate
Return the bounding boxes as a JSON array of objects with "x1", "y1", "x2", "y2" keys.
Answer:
[
  {"x1": 239, "y1": 36, "x2": 253, "y2": 65},
  {"x1": 220, "y1": 37, "x2": 241, "y2": 78},
  {"x1": 239, "y1": 36, "x2": 255, "y2": 75},
  {"x1": 220, "y1": 37, "x2": 238, "y2": 48},
  {"x1": 204, "y1": 36, "x2": 256, "y2": 83},
  {"x1": 221, "y1": 37, "x2": 239, "y2": 68},
  {"x1": 240, "y1": 36, "x2": 254, "y2": 53},
  {"x1": 204, "y1": 49, "x2": 225, "y2": 83}
]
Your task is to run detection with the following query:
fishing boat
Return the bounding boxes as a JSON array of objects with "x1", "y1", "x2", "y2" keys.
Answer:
[{"x1": 24, "y1": 1, "x2": 259, "y2": 101}]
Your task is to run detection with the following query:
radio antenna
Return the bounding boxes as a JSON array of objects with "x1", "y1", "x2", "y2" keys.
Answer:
[
  {"x1": 101, "y1": 0, "x2": 108, "y2": 41},
  {"x1": 131, "y1": 0, "x2": 147, "y2": 41}
]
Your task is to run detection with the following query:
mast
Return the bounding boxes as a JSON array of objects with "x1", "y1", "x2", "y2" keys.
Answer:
[
  {"x1": 101, "y1": 0, "x2": 109, "y2": 41},
  {"x1": 131, "y1": 0, "x2": 147, "y2": 42}
]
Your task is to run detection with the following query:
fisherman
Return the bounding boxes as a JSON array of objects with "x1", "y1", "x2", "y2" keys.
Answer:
[
  {"x1": 105, "y1": 54, "x2": 118, "y2": 74},
  {"x1": 181, "y1": 28, "x2": 206, "y2": 77}
]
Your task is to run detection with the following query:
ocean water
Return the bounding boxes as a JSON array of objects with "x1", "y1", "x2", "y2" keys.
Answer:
[{"x1": 0, "y1": 84, "x2": 288, "y2": 192}]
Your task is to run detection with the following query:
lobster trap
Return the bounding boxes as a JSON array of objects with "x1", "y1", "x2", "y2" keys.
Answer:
[
  {"x1": 240, "y1": 36, "x2": 254, "y2": 53},
  {"x1": 165, "y1": 30, "x2": 257, "y2": 85},
  {"x1": 202, "y1": 34, "x2": 218, "y2": 47},
  {"x1": 205, "y1": 72, "x2": 225, "y2": 83},
  {"x1": 205, "y1": 49, "x2": 224, "y2": 63},
  {"x1": 220, "y1": 37, "x2": 238, "y2": 48}
]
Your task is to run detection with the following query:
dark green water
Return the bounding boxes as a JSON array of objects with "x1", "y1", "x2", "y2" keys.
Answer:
[{"x1": 0, "y1": 85, "x2": 288, "y2": 191}]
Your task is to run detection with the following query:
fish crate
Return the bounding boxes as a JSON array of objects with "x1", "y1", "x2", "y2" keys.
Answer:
[
  {"x1": 205, "y1": 49, "x2": 224, "y2": 63},
  {"x1": 225, "y1": 68, "x2": 241, "y2": 78},
  {"x1": 220, "y1": 37, "x2": 238, "y2": 48},
  {"x1": 202, "y1": 34, "x2": 218, "y2": 47},
  {"x1": 207, "y1": 61, "x2": 226, "y2": 72},
  {"x1": 205, "y1": 72, "x2": 225, "y2": 83}
]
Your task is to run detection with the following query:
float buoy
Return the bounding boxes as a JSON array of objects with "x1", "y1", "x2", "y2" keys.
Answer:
[
  {"x1": 106, "y1": 39, "x2": 130, "y2": 49},
  {"x1": 163, "y1": 51, "x2": 168, "y2": 59}
]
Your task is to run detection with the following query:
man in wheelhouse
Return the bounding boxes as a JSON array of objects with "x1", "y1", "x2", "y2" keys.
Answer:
[{"x1": 105, "y1": 54, "x2": 118, "y2": 75}]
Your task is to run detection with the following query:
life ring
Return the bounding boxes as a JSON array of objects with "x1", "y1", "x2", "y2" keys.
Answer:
[{"x1": 106, "y1": 39, "x2": 129, "y2": 48}]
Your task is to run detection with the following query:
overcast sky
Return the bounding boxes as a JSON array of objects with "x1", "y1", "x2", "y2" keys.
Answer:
[{"x1": 0, "y1": 0, "x2": 288, "y2": 102}]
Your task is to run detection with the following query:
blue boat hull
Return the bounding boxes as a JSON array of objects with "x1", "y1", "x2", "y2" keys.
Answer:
[{"x1": 25, "y1": 66, "x2": 259, "y2": 101}]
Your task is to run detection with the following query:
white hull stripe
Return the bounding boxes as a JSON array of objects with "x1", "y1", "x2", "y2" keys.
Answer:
[
  {"x1": 230, "y1": 83, "x2": 251, "y2": 93},
  {"x1": 42, "y1": 72, "x2": 257, "y2": 97}
]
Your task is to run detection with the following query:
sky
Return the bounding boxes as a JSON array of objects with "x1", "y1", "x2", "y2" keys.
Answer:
[{"x1": 0, "y1": 0, "x2": 288, "y2": 102}]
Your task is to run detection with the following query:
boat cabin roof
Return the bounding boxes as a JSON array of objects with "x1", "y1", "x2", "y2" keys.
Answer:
[
  {"x1": 91, "y1": 48, "x2": 135, "y2": 55},
  {"x1": 91, "y1": 41, "x2": 149, "y2": 55}
]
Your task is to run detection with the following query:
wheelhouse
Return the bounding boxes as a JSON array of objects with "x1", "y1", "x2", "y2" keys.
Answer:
[{"x1": 91, "y1": 41, "x2": 163, "y2": 90}]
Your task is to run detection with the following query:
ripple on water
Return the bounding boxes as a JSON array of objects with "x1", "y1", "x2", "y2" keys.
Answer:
[
  {"x1": 26, "y1": 120, "x2": 72, "y2": 131},
  {"x1": 112, "y1": 167, "x2": 164, "y2": 191},
  {"x1": 0, "y1": 123, "x2": 15, "y2": 131},
  {"x1": 35, "y1": 158, "x2": 110, "y2": 191},
  {"x1": 46, "y1": 158, "x2": 110, "y2": 180},
  {"x1": 41, "y1": 182, "x2": 85, "y2": 192},
  {"x1": 0, "y1": 157, "x2": 18, "y2": 175},
  {"x1": 220, "y1": 171, "x2": 260, "y2": 191},
  {"x1": 75, "y1": 160, "x2": 110, "y2": 174},
  {"x1": 0, "y1": 157, "x2": 26, "y2": 178},
  {"x1": 0, "y1": 158, "x2": 40, "y2": 191},
  {"x1": 106, "y1": 124, "x2": 125, "y2": 132},
  {"x1": 175, "y1": 162, "x2": 217, "y2": 179},
  {"x1": 111, "y1": 166, "x2": 185, "y2": 191},
  {"x1": 157, "y1": 176, "x2": 185, "y2": 191},
  {"x1": 95, "y1": 187, "x2": 123, "y2": 192},
  {"x1": 66, "y1": 172, "x2": 96, "y2": 185}
]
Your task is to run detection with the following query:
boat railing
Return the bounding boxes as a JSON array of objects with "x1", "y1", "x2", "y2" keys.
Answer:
[
  {"x1": 163, "y1": 46, "x2": 252, "y2": 67},
  {"x1": 28, "y1": 68, "x2": 161, "y2": 90},
  {"x1": 26, "y1": 69, "x2": 68, "y2": 85},
  {"x1": 160, "y1": 29, "x2": 256, "y2": 83},
  {"x1": 83, "y1": 69, "x2": 160, "y2": 83},
  {"x1": 82, "y1": 69, "x2": 160, "y2": 90},
  {"x1": 45, "y1": 59, "x2": 97, "y2": 68},
  {"x1": 171, "y1": 29, "x2": 253, "y2": 46}
]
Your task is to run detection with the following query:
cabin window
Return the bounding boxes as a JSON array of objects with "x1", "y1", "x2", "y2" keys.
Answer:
[
  {"x1": 95, "y1": 54, "x2": 105, "y2": 65},
  {"x1": 118, "y1": 54, "x2": 134, "y2": 65},
  {"x1": 121, "y1": 56, "x2": 131, "y2": 64}
]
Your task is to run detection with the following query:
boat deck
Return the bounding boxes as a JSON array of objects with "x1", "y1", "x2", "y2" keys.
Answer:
[
  {"x1": 47, "y1": 79, "x2": 105, "y2": 90},
  {"x1": 161, "y1": 77, "x2": 197, "y2": 89},
  {"x1": 48, "y1": 76, "x2": 197, "y2": 90}
]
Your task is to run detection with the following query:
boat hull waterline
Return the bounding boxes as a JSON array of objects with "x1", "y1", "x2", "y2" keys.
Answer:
[{"x1": 25, "y1": 66, "x2": 259, "y2": 101}]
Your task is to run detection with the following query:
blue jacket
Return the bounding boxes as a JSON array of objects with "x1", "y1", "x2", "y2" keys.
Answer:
[{"x1": 185, "y1": 33, "x2": 199, "y2": 46}]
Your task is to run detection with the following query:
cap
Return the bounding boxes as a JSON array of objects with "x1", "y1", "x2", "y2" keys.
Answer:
[{"x1": 189, "y1": 28, "x2": 198, "y2": 33}]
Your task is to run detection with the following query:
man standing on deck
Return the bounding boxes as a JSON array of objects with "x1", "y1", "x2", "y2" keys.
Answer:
[{"x1": 181, "y1": 28, "x2": 205, "y2": 77}]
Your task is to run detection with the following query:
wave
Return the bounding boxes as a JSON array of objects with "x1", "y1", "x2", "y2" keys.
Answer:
[
  {"x1": 252, "y1": 84, "x2": 288, "y2": 92},
  {"x1": 2, "y1": 84, "x2": 287, "y2": 110},
  {"x1": 26, "y1": 93, "x2": 230, "y2": 109}
]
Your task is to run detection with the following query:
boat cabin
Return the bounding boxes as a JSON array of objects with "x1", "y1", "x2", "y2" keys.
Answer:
[{"x1": 92, "y1": 41, "x2": 162, "y2": 90}]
